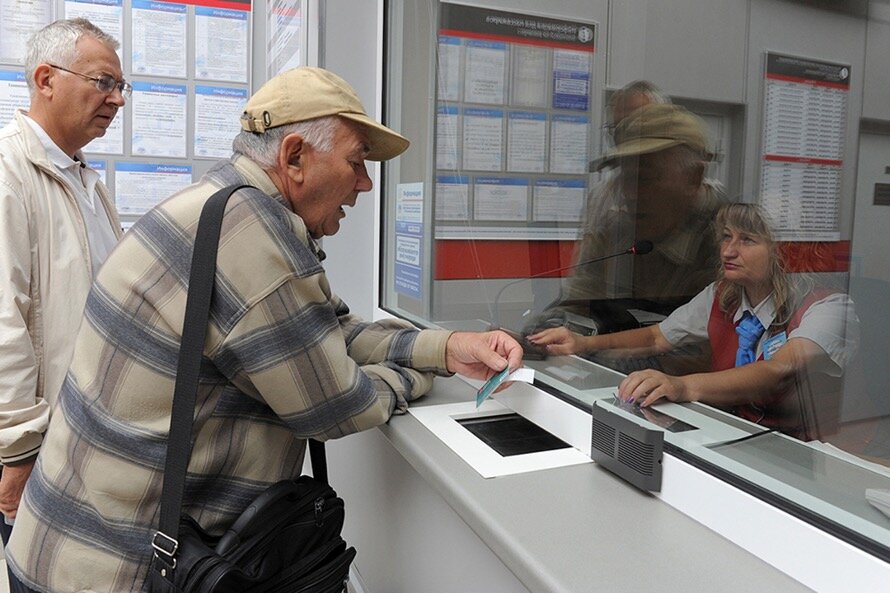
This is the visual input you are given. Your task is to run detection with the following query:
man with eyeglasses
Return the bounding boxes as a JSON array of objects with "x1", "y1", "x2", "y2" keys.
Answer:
[{"x1": 0, "y1": 18, "x2": 123, "y2": 589}]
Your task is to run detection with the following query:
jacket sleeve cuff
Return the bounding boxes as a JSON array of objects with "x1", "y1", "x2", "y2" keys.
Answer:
[
  {"x1": 3, "y1": 452, "x2": 38, "y2": 466},
  {"x1": 411, "y1": 330, "x2": 453, "y2": 375},
  {"x1": 0, "y1": 434, "x2": 43, "y2": 465}
]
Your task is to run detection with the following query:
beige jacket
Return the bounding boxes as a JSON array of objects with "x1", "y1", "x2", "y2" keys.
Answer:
[{"x1": 0, "y1": 110, "x2": 121, "y2": 463}]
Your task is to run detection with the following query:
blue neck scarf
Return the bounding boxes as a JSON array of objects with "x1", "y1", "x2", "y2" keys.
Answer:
[{"x1": 735, "y1": 310, "x2": 765, "y2": 367}]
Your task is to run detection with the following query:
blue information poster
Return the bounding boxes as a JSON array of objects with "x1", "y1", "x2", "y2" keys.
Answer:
[{"x1": 394, "y1": 183, "x2": 425, "y2": 300}]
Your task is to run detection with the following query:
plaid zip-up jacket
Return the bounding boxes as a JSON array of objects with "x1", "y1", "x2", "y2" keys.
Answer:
[{"x1": 7, "y1": 155, "x2": 450, "y2": 592}]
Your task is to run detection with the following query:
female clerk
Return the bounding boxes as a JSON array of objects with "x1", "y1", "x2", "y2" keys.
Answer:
[{"x1": 528, "y1": 203, "x2": 859, "y2": 440}]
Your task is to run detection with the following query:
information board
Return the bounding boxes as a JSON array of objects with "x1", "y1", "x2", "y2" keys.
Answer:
[
  {"x1": 434, "y1": 2, "x2": 596, "y2": 241},
  {"x1": 759, "y1": 52, "x2": 850, "y2": 241},
  {"x1": 0, "y1": 0, "x2": 256, "y2": 220}
]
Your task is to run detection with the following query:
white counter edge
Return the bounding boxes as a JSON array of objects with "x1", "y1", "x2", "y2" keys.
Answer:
[{"x1": 492, "y1": 379, "x2": 890, "y2": 592}]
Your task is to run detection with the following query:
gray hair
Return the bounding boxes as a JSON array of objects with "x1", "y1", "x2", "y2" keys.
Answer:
[
  {"x1": 232, "y1": 116, "x2": 340, "y2": 168},
  {"x1": 25, "y1": 18, "x2": 120, "y2": 94},
  {"x1": 610, "y1": 80, "x2": 670, "y2": 108},
  {"x1": 608, "y1": 80, "x2": 671, "y2": 125}
]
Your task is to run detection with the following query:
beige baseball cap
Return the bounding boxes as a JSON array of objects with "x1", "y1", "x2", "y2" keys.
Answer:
[
  {"x1": 240, "y1": 67, "x2": 409, "y2": 161},
  {"x1": 596, "y1": 103, "x2": 712, "y2": 170}
]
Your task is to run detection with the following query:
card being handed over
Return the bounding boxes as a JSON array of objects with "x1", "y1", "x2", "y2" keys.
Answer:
[{"x1": 475, "y1": 367, "x2": 535, "y2": 408}]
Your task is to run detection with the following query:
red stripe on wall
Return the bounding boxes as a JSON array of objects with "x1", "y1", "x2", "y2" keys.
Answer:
[
  {"x1": 780, "y1": 240, "x2": 851, "y2": 273},
  {"x1": 766, "y1": 72, "x2": 850, "y2": 90},
  {"x1": 154, "y1": 0, "x2": 252, "y2": 10},
  {"x1": 764, "y1": 154, "x2": 843, "y2": 167},
  {"x1": 434, "y1": 239, "x2": 851, "y2": 280},
  {"x1": 434, "y1": 240, "x2": 577, "y2": 280}
]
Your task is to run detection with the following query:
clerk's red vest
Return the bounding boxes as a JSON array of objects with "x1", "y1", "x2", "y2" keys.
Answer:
[{"x1": 706, "y1": 285, "x2": 841, "y2": 440}]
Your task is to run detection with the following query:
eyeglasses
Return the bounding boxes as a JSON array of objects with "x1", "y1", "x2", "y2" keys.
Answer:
[
  {"x1": 48, "y1": 64, "x2": 132, "y2": 99},
  {"x1": 601, "y1": 122, "x2": 618, "y2": 149}
]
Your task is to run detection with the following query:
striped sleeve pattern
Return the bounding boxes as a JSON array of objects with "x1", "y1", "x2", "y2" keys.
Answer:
[{"x1": 5, "y1": 156, "x2": 450, "y2": 592}]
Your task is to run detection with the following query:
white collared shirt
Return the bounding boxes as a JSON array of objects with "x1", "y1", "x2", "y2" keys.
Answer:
[
  {"x1": 22, "y1": 115, "x2": 117, "y2": 276},
  {"x1": 659, "y1": 281, "x2": 860, "y2": 374}
]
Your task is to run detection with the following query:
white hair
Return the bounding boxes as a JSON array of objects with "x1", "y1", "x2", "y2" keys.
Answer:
[
  {"x1": 232, "y1": 116, "x2": 341, "y2": 168},
  {"x1": 25, "y1": 18, "x2": 120, "y2": 94}
]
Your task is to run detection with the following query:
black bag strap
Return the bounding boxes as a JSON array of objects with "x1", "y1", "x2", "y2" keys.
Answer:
[
  {"x1": 308, "y1": 438, "x2": 327, "y2": 485},
  {"x1": 153, "y1": 184, "x2": 329, "y2": 562}
]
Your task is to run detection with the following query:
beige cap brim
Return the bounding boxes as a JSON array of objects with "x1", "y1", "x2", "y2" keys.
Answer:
[
  {"x1": 339, "y1": 112, "x2": 410, "y2": 161},
  {"x1": 595, "y1": 138, "x2": 681, "y2": 171}
]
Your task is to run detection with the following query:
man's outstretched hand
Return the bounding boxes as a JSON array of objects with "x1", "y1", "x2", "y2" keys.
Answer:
[{"x1": 445, "y1": 330, "x2": 523, "y2": 381}]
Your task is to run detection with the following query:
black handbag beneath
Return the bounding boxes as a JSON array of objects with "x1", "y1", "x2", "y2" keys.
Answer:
[
  {"x1": 148, "y1": 474, "x2": 356, "y2": 592},
  {"x1": 145, "y1": 185, "x2": 356, "y2": 592}
]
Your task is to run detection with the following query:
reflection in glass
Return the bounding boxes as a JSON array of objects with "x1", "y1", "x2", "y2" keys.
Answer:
[{"x1": 382, "y1": 0, "x2": 890, "y2": 559}]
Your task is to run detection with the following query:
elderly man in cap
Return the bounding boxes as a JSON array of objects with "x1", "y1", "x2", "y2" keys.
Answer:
[
  {"x1": 6, "y1": 67, "x2": 521, "y2": 592},
  {"x1": 559, "y1": 103, "x2": 725, "y2": 317}
]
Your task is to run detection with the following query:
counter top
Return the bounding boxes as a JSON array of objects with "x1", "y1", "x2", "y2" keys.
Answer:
[{"x1": 374, "y1": 375, "x2": 808, "y2": 592}]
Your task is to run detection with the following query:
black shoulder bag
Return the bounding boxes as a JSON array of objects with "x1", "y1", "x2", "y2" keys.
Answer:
[{"x1": 147, "y1": 184, "x2": 356, "y2": 592}]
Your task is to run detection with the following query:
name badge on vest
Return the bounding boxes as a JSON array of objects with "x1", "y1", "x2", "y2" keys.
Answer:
[{"x1": 763, "y1": 331, "x2": 787, "y2": 360}]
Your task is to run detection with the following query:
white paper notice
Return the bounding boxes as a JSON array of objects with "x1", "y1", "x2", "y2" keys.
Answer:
[
  {"x1": 436, "y1": 105, "x2": 459, "y2": 170},
  {"x1": 435, "y1": 175, "x2": 469, "y2": 221},
  {"x1": 268, "y1": 0, "x2": 303, "y2": 77},
  {"x1": 552, "y1": 49, "x2": 591, "y2": 111},
  {"x1": 511, "y1": 44, "x2": 549, "y2": 108},
  {"x1": 194, "y1": 85, "x2": 248, "y2": 159},
  {"x1": 507, "y1": 111, "x2": 546, "y2": 173},
  {"x1": 554, "y1": 48, "x2": 591, "y2": 74},
  {"x1": 83, "y1": 108, "x2": 123, "y2": 155},
  {"x1": 394, "y1": 182, "x2": 424, "y2": 300},
  {"x1": 132, "y1": 81, "x2": 187, "y2": 158},
  {"x1": 533, "y1": 179, "x2": 585, "y2": 222},
  {"x1": 474, "y1": 176, "x2": 528, "y2": 222},
  {"x1": 64, "y1": 0, "x2": 123, "y2": 60},
  {"x1": 0, "y1": 0, "x2": 51, "y2": 64},
  {"x1": 437, "y1": 35, "x2": 462, "y2": 101},
  {"x1": 195, "y1": 6, "x2": 249, "y2": 83},
  {"x1": 0, "y1": 70, "x2": 29, "y2": 125},
  {"x1": 132, "y1": 0, "x2": 187, "y2": 78},
  {"x1": 464, "y1": 40, "x2": 506, "y2": 104},
  {"x1": 550, "y1": 114, "x2": 588, "y2": 174},
  {"x1": 763, "y1": 78, "x2": 846, "y2": 160},
  {"x1": 462, "y1": 108, "x2": 503, "y2": 172},
  {"x1": 115, "y1": 162, "x2": 191, "y2": 215},
  {"x1": 759, "y1": 53, "x2": 849, "y2": 241},
  {"x1": 760, "y1": 160, "x2": 842, "y2": 241}
]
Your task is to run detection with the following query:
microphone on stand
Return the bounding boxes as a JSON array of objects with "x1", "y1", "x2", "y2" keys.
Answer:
[{"x1": 491, "y1": 240, "x2": 654, "y2": 358}]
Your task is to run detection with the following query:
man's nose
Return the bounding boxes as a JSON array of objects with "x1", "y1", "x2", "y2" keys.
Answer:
[
  {"x1": 107, "y1": 87, "x2": 126, "y2": 107},
  {"x1": 355, "y1": 162, "x2": 373, "y2": 192}
]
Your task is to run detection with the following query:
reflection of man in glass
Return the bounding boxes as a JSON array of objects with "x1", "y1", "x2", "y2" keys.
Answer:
[
  {"x1": 531, "y1": 203, "x2": 860, "y2": 441},
  {"x1": 600, "y1": 80, "x2": 670, "y2": 151},
  {"x1": 560, "y1": 103, "x2": 726, "y2": 314}
]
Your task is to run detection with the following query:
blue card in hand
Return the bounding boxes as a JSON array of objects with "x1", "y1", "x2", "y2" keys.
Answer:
[{"x1": 476, "y1": 367, "x2": 509, "y2": 408}]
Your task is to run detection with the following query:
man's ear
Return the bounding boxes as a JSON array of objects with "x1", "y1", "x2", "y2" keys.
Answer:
[
  {"x1": 32, "y1": 64, "x2": 55, "y2": 97},
  {"x1": 278, "y1": 132, "x2": 306, "y2": 180}
]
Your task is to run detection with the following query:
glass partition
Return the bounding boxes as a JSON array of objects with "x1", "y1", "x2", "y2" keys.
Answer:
[{"x1": 381, "y1": 0, "x2": 890, "y2": 560}]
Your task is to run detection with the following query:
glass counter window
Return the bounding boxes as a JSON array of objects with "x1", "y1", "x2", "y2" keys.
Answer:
[{"x1": 381, "y1": 0, "x2": 890, "y2": 564}]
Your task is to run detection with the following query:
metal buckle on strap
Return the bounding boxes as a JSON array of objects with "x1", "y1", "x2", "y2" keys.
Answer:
[{"x1": 152, "y1": 531, "x2": 179, "y2": 559}]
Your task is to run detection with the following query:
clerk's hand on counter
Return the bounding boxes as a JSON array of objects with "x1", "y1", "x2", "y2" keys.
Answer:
[
  {"x1": 526, "y1": 326, "x2": 587, "y2": 356},
  {"x1": 445, "y1": 330, "x2": 523, "y2": 382},
  {"x1": 617, "y1": 369, "x2": 691, "y2": 407}
]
